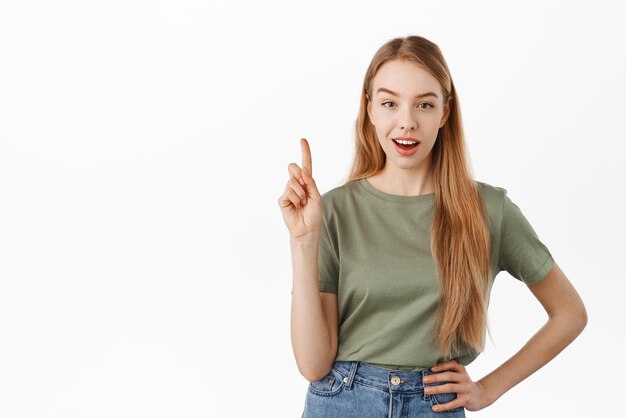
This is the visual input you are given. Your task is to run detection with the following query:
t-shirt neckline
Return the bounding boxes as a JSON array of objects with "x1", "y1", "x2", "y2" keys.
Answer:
[{"x1": 357, "y1": 178, "x2": 435, "y2": 203}]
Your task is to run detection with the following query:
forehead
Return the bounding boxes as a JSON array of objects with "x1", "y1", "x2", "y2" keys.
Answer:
[{"x1": 372, "y1": 60, "x2": 443, "y2": 98}]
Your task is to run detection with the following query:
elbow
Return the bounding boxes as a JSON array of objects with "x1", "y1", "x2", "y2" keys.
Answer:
[
  {"x1": 578, "y1": 303, "x2": 588, "y2": 331},
  {"x1": 555, "y1": 303, "x2": 587, "y2": 334},
  {"x1": 548, "y1": 296, "x2": 588, "y2": 331},
  {"x1": 301, "y1": 364, "x2": 333, "y2": 383},
  {"x1": 298, "y1": 351, "x2": 337, "y2": 383},
  {"x1": 573, "y1": 296, "x2": 588, "y2": 332}
]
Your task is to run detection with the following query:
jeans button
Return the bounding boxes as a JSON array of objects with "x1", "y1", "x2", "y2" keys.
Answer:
[{"x1": 391, "y1": 376, "x2": 401, "y2": 385}]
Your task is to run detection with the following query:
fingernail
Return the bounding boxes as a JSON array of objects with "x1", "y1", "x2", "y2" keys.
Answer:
[{"x1": 299, "y1": 176, "x2": 305, "y2": 186}]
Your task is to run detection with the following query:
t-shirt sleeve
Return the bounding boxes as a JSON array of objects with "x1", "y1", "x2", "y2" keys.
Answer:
[
  {"x1": 498, "y1": 191, "x2": 555, "y2": 285},
  {"x1": 317, "y1": 211, "x2": 339, "y2": 293}
]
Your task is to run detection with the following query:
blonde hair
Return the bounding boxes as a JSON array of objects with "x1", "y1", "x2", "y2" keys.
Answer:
[{"x1": 344, "y1": 35, "x2": 492, "y2": 359}]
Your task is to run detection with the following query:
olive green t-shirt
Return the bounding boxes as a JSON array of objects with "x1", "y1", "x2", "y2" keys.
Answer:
[{"x1": 315, "y1": 178, "x2": 554, "y2": 371}]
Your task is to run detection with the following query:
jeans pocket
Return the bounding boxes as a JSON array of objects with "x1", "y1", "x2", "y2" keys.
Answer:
[{"x1": 308, "y1": 367, "x2": 346, "y2": 397}]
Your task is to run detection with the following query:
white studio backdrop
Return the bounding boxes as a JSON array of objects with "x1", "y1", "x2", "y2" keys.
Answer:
[{"x1": 0, "y1": 1, "x2": 624, "y2": 417}]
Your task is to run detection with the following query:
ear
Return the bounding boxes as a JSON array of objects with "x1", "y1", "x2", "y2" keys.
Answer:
[{"x1": 439, "y1": 96, "x2": 452, "y2": 128}]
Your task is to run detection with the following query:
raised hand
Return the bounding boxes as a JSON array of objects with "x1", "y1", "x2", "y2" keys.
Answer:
[{"x1": 278, "y1": 138, "x2": 323, "y2": 242}]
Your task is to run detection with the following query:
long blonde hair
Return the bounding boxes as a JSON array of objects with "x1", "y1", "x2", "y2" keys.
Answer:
[{"x1": 345, "y1": 35, "x2": 492, "y2": 359}]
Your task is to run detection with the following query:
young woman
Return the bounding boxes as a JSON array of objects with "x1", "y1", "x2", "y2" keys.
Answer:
[{"x1": 278, "y1": 35, "x2": 587, "y2": 417}]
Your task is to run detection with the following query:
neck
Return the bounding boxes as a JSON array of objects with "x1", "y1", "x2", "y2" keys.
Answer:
[{"x1": 369, "y1": 164, "x2": 434, "y2": 196}]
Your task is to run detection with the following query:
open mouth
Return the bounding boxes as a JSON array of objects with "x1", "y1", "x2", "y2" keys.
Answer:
[
  {"x1": 392, "y1": 139, "x2": 420, "y2": 156},
  {"x1": 392, "y1": 139, "x2": 420, "y2": 149}
]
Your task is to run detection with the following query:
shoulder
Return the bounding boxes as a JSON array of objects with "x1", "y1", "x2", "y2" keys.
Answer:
[
  {"x1": 320, "y1": 179, "x2": 360, "y2": 206},
  {"x1": 475, "y1": 180, "x2": 509, "y2": 211},
  {"x1": 318, "y1": 179, "x2": 362, "y2": 226},
  {"x1": 475, "y1": 179, "x2": 508, "y2": 200},
  {"x1": 474, "y1": 180, "x2": 511, "y2": 231}
]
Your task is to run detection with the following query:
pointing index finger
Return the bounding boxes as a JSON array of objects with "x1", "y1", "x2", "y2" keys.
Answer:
[{"x1": 300, "y1": 138, "x2": 312, "y2": 177}]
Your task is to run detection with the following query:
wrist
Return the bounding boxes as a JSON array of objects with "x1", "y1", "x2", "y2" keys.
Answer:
[
  {"x1": 290, "y1": 233, "x2": 321, "y2": 248},
  {"x1": 477, "y1": 377, "x2": 501, "y2": 406}
]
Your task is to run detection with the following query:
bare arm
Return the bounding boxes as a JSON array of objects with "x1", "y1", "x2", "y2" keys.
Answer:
[
  {"x1": 281, "y1": 138, "x2": 338, "y2": 383},
  {"x1": 290, "y1": 237, "x2": 338, "y2": 382},
  {"x1": 478, "y1": 262, "x2": 588, "y2": 404}
]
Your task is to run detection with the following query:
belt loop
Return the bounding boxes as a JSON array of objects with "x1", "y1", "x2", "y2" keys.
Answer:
[
  {"x1": 343, "y1": 361, "x2": 359, "y2": 390},
  {"x1": 421, "y1": 369, "x2": 431, "y2": 401}
]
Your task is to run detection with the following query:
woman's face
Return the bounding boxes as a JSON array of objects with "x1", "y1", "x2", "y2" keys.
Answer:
[{"x1": 367, "y1": 59, "x2": 450, "y2": 172}]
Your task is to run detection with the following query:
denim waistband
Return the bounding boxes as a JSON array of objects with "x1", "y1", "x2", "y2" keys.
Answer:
[{"x1": 331, "y1": 360, "x2": 441, "y2": 393}]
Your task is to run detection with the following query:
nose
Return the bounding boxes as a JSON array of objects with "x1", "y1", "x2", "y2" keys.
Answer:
[
  {"x1": 401, "y1": 121, "x2": 416, "y2": 130},
  {"x1": 400, "y1": 110, "x2": 417, "y2": 131}
]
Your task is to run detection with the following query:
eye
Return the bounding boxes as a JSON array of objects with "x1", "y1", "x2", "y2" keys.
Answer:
[{"x1": 381, "y1": 101, "x2": 434, "y2": 109}]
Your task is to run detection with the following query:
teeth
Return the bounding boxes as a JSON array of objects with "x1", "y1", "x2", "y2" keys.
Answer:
[{"x1": 394, "y1": 139, "x2": 417, "y2": 145}]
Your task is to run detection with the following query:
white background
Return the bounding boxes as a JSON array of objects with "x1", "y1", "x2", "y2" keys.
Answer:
[{"x1": 1, "y1": 1, "x2": 624, "y2": 417}]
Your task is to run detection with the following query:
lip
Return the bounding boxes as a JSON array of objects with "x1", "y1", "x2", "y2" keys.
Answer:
[{"x1": 392, "y1": 138, "x2": 420, "y2": 156}]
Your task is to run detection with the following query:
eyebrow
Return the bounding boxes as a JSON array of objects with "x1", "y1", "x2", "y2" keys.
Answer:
[{"x1": 376, "y1": 87, "x2": 439, "y2": 99}]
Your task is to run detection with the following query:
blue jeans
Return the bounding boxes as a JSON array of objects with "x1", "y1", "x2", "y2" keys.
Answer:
[{"x1": 302, "y1": 360, "x2": 466, "y2": 418}]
